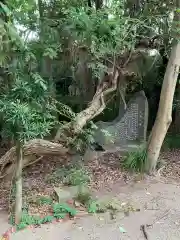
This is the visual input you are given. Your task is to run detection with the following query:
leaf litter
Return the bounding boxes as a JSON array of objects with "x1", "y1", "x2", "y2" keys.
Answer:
[{"x1": 0, "y1": 149, "x2": 179, "y2": 220}]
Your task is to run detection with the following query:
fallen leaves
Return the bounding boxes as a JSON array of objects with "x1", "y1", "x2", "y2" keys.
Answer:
[{"x1": 0, "y1": 148, "x2": 179, "y2": 240}]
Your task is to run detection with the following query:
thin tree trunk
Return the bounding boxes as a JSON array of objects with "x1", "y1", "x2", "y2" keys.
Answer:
[
  {"x1": 75, "y1": 47, "x2": 94, "y2": 108},
  {"x1": 95, "y1": 0, "x2": 103, "y2": 10},
  {"x1": 15, "y1": 142, "x2": 23, "y2": 224},
  {"x1": 147, "y1": 42, "x2": 180, "y2": 173}
]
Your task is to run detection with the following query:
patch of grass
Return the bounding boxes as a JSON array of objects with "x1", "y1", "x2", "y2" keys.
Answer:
[
  {"x1": 87, "y1": 198, "x2": 124, "y2": 216},
  {"x1": 75, "y1": 191, "x2": 92, "y2": 206},
  {"x1": 122, "y1": 146, "x2": 147, "y2": 173},
  {"x1": 74, "y1": 190, "x2": 107, "y2": 213},
  {"x1": 88, "y1": 200, "x2": 104, "y2": 213},
  {"x1": 75, "y1": 192, "x2": 122, "y2": 215},
  {"x1": 104, "y1": 199, "x2": 121, "y2": 211}
]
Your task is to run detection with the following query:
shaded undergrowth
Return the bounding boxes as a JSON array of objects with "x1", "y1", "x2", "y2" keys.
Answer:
[
  {"x1": 122, "y1": 146, "x2": 148, "y2": 173},
  {"x1": 122, "y1": 145, "x2": 164, "y2": 173},
  {"x1": 45, "y1": 162, "x2": 91, "y2": 186}
]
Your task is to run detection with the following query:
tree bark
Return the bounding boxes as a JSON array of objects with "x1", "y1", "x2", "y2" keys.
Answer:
[
  {"x1": 0, "y1": 48, "x2": 155, "y2": 178},
  {"x1": 0, "y1": 139, "x2": 68, "y2": 178},
  {"x1": 75, "y1": 47, "x2": 94, "y2": 108},
  {"x1": 95, "y1": 0, "x2": 103, "y2": 10},
  {"x1": 147, "y1": 20, "x2": 180, "y2": 173},
  {"x1": 87, "y1": 0, "x2": 92, "y2": 8},
  {"x1": 55, "y1": 69, "x2": 119, "y2": 139},
  {"x1": 15, "y1": 142, "x2": 23, "y2": 224},
  {"x1": 0, "y1": 67, "x2": 119, "y2": 178}
]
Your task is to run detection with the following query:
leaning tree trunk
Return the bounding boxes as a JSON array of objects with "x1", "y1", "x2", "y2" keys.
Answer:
[
  {"x1": 15, "y1": 141, "x2": 23, "y2": 224},
  {"x1": 147, "y1": 30, "x2": 180, "y2": 172},
  {"x1": 0, "y1": 69, "x2": 119, "y2": 178},
  {"x1": 55, "y1": 69, "x2": 119, "y2": 140}
]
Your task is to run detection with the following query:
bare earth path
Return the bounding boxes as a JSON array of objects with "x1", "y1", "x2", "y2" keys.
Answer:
[{"x1": 1, "y1": 177, "x2": 180, "y2": 240}]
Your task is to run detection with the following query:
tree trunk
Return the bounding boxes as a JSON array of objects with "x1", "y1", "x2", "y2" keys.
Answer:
[
  {"x1": 87, "y1": 0, "x2": 92, "y2": 8},
  {"x1": 0, "y1": 139, "x2": 68, "y2": 178},
  {"x1": 0, "y1": 48, "x2": 149, "y2": 178},
  {"x1": 147, "y1": 43, "x2": 180, "y2": 173},
  {"x1": 0, "y1": 67, "x2": 118, "y2": 178},
  {"x1": 15, "y1": 142, "x2": 23, "y2": 224},
  {"x1": 55, "y1": 69, "x2": 119, "y2": 140},
  {"x1": 95, "y1": 0, "x2": 103, "y2": 10},
  {"x1": 75, "y1": 47, "x2": 94, "y2": 108}
]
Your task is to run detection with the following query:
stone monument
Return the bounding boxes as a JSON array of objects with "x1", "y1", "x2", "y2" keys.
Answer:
[{"x1": 94, "y1": 90, "x2": 148, "y2": 147}]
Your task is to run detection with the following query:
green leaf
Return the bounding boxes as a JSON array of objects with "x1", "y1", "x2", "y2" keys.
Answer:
[
  {"x1": 16, "y1": 222, "x2": 28, "y2": 230},
  {"x1": 0, "y1": 2, "x2": 11, "y2": 16},
  {"x1": 119, "y1": 226, "x2": 126, "y2": 233},
  {"x1": 41, "y1": 216, "x2": 54, "y2": 223},
  {"x1": 88, "y1": 201, "x2": 98, "y2": 213},
  {"x1": 54, "y1": 212, "x2": 66, "y2": 219},
  {"x1": 43, "y1": 48, "x2": 57, "y2": 59},
  {"x1": 53, "y1": 203, "x2": 77, "y2": 216}
]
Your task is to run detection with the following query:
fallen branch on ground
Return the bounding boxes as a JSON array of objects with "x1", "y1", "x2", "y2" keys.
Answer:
[{"x1": 0, "y1": 139, "x2": 69, "y2": 178}]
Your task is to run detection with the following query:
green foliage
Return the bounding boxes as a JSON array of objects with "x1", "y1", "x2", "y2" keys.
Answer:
[
  {"x1": 64, "y1": 168, "x2": 91, "y2": 186},
  {"x1": 45, "y1": 167, "x2": 68, "y2": 184},
  {"x1": 75, "y1": 191, "x2": 92, "y2": 206},
  {"x1": 62, "y1": 5, "x2": 158, "y2": 80},
  {"x1": 10, "y1": 210, "x2": 45, "y2": 229},
  {"x1": 56, "y1": 120, "x2": 98, "y2": 154},
  {"x1": 9, "y1": 201, "x2": 78, "y2": 230},
  {"x1": 74, "y1": 189, "x2": 121, "y2": 214},
  {"x1": 0, "y1": 99, "x2": 55, "y2": 142},
  {"x1": 0, "y1": 33, "x2": 57, "y2": 142},
  {"x1": 122, "y1": 146, "x2": 147, "y2": 173},
  {"x1": 53, "y1": 203, "x2": 77, "y2": 217},
  {"x1": 87, "y1": 198, "x2": 121, "y2": 214},
  {"x1": 70, "y1": 121, "x2": 98, "y2": 153},
  {"x1": 40, "y1": 215, "x2": 54, "y2": 224},
  {"x1": 86, "y1": 197, "x2": 137, "y2": 219},
  {"x1": 88, "y1": 200, "x2": 100, "y2": 213},
  {"x1": 163, "y1": 134, "x2": 180, "y2": 149},
  {"x1": 1, "y1": 0, "x2": 173, "y2": 143},
  {"x1": 16, "y1": 213, "x2": 53, "y2": 230},
  {"x1": 46, "y1": 164, "x2": 91, "y2": 186},
  {"x1": 36, "y1": 196, "x2": 53, "y2": 206},
  {"x1": 4, "y1": 0, "x2": 163, "y2": 88}
]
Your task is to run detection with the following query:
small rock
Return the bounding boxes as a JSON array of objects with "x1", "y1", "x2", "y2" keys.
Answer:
[{"x1": 54, "y1": 187, "x2": 71, "y2": 202}]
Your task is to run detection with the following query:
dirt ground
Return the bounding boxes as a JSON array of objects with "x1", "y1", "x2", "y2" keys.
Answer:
[
  {"x1": 1, "y1": 149, "x2": 180, "y2": 239},
  {"x1": 1, "y1": 177, "x2": 180, "y2": 239}
]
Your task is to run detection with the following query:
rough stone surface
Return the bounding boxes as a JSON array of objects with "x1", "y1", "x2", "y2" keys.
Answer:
[
  {"x1": 94, "y1": 91, "x2": 148, "y2": 146},
  {"x1": 54, "y1": 185, "x2": 90, "y2": 202}
]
